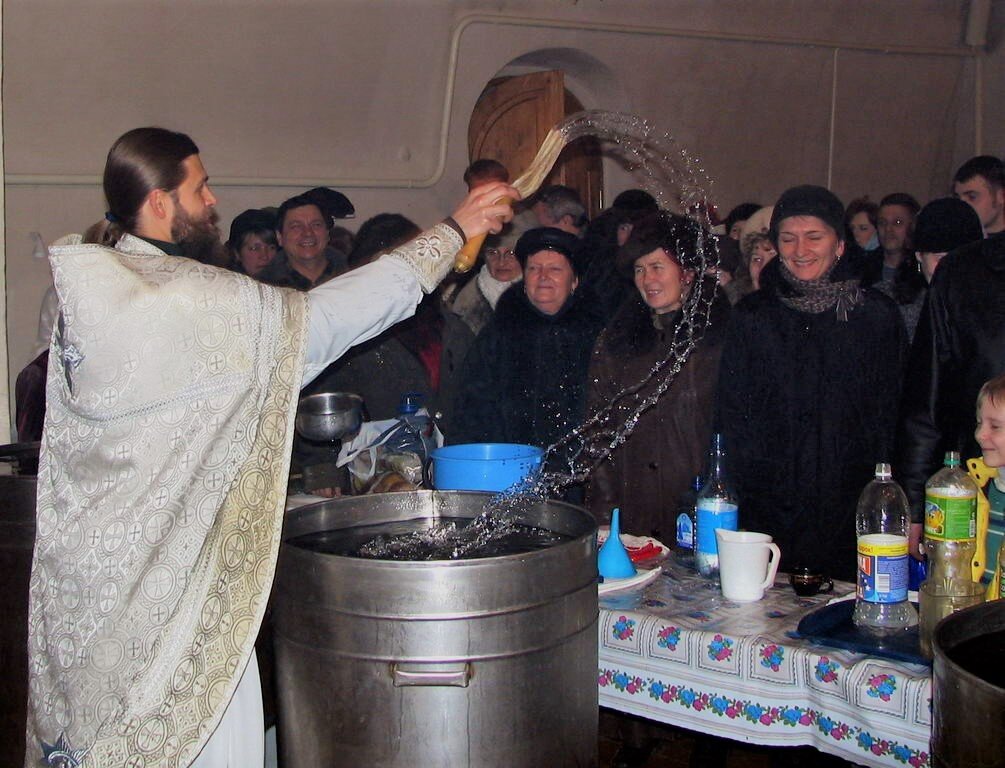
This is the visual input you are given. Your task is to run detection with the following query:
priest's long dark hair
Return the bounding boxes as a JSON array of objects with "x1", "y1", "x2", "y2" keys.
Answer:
[{"x1": 102, "y1": 127, "x2": 199, "y2": 238}]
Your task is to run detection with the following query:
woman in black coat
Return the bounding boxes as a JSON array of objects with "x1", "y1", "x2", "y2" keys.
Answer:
[
  {"x1": 451, "y1": 228, "x2": 606, "y2": 473},
  {"x1": 587, "y1": 212, "x2": 728, "y2": 538},
  {"x1": 716, "y1": 186, "x2": 906, "y2": 581}
]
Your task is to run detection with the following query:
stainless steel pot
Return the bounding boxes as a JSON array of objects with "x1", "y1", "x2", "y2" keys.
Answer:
[
  {"x1": 273, "y1": 490, "x2": 599, "y2": 767},
  {"x1": 295, "y1": 391, "x2": 364, "y2": 442},
  {"x1": 932, "y1": 600, "x2": 1005, "y2": 767}
]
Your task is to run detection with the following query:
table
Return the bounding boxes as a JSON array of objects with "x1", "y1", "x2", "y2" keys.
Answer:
[{"x1": 598, "y1": 558, "x2": 932, "y2": 767}]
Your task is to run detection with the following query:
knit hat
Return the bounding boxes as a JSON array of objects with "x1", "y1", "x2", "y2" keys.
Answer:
[
  {"x1": 514, "y1": 227, "x2": 585, "y2": 275},
  {"x1": 227, "y1": 208, "x2": 277, "y2": 249},
  {"x1": 616, "y1": 210, "x2": 702, "y2": 276},
  {"x1": 769, "y1": 186, "x2": 845, "y2": 244},
  {"x1": 612, "y1": 188, "x2": 658, "y2": 213},
  {"x1": 912, "y1": 197, "x2": 983, "y2": 253}
]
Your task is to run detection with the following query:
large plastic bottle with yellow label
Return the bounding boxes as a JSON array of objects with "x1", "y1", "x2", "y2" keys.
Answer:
[
  {"x1": 853, "y1": 463, "x2": 917, "y2": 632},
  {"x1": 923, "y1": 452, "x2": 978, "y2": 583}
]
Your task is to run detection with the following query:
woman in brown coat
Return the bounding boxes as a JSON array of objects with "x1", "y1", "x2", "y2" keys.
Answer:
[{"x1": 586, "y1": 211, "x2": 728, "y2": 540}]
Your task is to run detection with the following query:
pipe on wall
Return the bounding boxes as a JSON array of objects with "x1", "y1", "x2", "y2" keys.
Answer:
[{"x1": 5, "y1": 10, "x2": 979, "y2": 190}]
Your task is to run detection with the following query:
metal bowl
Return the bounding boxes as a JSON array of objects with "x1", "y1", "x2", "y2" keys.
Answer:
[{"x1": 295, "y1": 392, "x2": 364, "y2": 442}]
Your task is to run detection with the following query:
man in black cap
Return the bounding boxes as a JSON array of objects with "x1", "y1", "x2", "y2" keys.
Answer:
[
  {"x1": 897, "y1": 194, "x2": 1005, "y2": 555},
  {"x1": 912, "y1": 197, "x2": 983, "y2": 283}
]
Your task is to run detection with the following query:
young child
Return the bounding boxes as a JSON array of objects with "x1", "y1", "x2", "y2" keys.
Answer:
[{"x1": 974, "y1": 373, "x2": 1005, "y2": 591}]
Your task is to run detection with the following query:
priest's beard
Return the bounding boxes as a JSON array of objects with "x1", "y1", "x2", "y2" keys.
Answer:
[{"x1": 170, "y1": 197, "x2": 225, "y2": 266}]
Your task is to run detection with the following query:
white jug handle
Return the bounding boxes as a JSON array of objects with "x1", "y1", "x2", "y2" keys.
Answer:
[{"x1": 760, "y1": 543, "x2": 781, "y2": 590}]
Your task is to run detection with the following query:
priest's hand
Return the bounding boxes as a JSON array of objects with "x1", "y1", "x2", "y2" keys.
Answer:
[{"x1": 450, "y1": 182, "x2": 519, "y2": 241}]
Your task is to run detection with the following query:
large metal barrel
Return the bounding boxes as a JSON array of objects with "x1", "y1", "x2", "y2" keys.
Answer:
[
  {"x1": 932, "y1": 600, "x2": 1005, "y2": 767},
  {"x1": 273, "y1": 490, "x2": 598, "y2": 767}
]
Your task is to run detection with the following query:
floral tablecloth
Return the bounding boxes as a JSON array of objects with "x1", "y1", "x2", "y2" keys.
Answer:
[{"x1": 599, "y1": 558, "x2": 932, "y2": 767}]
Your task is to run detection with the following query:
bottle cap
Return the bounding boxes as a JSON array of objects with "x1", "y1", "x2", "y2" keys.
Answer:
[
  {"x1": 875, "y1": 462, "x2": 892, "y2": 479},
  {"x1": 398, "y1": 392, "x2": 423, "y2": 414},
  {"x1": 944, "y1": 451, "x2": 960, "y2": 468}
]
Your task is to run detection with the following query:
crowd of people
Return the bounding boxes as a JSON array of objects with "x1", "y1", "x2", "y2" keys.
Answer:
[
  {"x1": 204, "y1": 155, "x2": 1003, "y2": 582},
  {"x1": 20, "y1": 153, "x2": 1005, "y2": 573},
  {"x1": 19, "y1": 122, "x2": 1005, "y2": 768}
]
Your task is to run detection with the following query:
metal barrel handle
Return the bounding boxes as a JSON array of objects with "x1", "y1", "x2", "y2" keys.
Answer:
[{"x1": 391, "y1": 662, "x2": 471, "y2": 688}]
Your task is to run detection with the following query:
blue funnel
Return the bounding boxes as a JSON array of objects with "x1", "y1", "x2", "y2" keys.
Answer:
[{"x1": 598, "y1": 508, "x2": 637, "y2": 580}]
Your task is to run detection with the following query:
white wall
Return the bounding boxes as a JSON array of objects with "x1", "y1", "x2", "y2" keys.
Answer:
[{"x1": 4, "y1": 0, "x2": 1001, "y2": 433}]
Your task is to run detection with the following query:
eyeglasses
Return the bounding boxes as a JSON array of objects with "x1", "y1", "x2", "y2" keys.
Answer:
[{"x1": 485, "y1": 248, "x2": 516, "y2": 261}]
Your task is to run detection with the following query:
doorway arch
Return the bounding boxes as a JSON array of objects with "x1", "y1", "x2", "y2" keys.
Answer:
[{"x1": 467, "y1": 49, "x2": 624, "y2": 218}]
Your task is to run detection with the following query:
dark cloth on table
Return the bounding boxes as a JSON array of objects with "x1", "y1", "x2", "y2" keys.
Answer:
[
  {"x1": 451, "y1": 286, "x2": 606, "y2": 474},
  {"x1": 895, "y1": 232, "x2": 1005, "y2": 522},
  {"x1": 716, "y1": 257, "x2": 906, "y2": 582},
  {"x1": 586, "y1": 284, "x2": 728, "y2": 538}
]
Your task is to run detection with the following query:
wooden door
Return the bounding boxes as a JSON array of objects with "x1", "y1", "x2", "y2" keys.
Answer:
[{"x1": 468, "y1": 70, "x2": 604, "y2": 219}]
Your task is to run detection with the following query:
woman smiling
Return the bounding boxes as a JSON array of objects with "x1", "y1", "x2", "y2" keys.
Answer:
[
  {"x1": 587, "y1": 211, "x2": 728, "y2": 536},
  {"x1": 716, "y1": 186, "x2": 906, "y2": 581}
]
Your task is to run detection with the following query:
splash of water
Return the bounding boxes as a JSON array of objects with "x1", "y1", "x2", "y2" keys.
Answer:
[{"x1": 362, "y1": 110, "x2": 720, "y2": 559}]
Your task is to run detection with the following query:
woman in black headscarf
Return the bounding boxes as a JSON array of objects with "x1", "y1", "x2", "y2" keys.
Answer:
[{"x1": 716, "y1": 185, "x2": 907, "y2": 581}]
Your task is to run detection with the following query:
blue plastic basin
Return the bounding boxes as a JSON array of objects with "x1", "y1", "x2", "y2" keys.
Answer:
[{"x1": 430, "y1": 443, "x2": 544, "y2": 492}]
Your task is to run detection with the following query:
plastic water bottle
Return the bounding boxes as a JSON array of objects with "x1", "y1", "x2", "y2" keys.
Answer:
[
  {"x1": 923, "y1": 451, "x2": 978, "y2": 583},
  {"x1": 386, "y1": 393, "x2": 433, "y2": 460},
  {"x1": 852, "y1": 463, "x2": 917, "y2": 632},
  {"x1": 695, "y1": 434, "x2": 739, "y2": 578},
  {"x1": 675, "y1": 474, "x2": 703, "y2": 564}
]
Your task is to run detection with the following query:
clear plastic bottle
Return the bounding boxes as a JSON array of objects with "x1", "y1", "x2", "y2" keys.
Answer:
[
  {"x1": 674, "y1": 474, "x2": 703, "y2": 562},
  {"x1": 852, "y1": 463, "x2": 918, "y2": 632},
  {"x1": 694, "y1": 434, "x2": 739, "y2": 578},
  {"x1": 385, "y1": 393, "x2": 436, "y2": 485},
  {"x1": 922, "y1": 451, "x2": 978, "y2": 582}
]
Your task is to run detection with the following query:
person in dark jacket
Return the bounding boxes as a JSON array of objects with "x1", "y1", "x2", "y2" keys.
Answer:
[
  {"x1": 451, "y1": 227, "x2": 606, "y2": 474},
  {"x1": 717, "y1": 185, "x2": 906, "y2": 581},
  {"x1": 895, "y1": 231, "x2": 1005, "y2": 557},
  {"x1": 587, "y1": 211, "x2": 728, "y2": 538}
]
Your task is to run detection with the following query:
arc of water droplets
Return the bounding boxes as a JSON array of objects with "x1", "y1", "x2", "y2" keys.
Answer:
[
  {"x1": 360, "y1": 111, "x2": 722, "y2": 559},
  {"x1": 492, "y1": 110, "x2": 720, "y2": 508}
]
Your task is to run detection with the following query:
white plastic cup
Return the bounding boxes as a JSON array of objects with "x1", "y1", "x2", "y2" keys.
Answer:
[{"x1": 715, "y1": 529, "x2": 781, "y2": 602}]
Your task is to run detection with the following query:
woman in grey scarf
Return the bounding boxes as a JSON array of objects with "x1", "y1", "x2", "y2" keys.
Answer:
[{"x1": 716, "y1": 185, "x2": 907, "y2": 582}]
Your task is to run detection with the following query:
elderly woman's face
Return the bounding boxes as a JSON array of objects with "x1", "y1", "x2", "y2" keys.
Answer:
[
  {"x1": 484, "y1": 244, "x2": 521, "y2": 282},
  {"x1": 633, "y1": 248, "x2": 689, "y2": 314},
  {"x1": 776, "y1": 215, "x2": 844, "y2": 282},
  {"x1": 524, "y1": 249, "x2": 578, "y2": 315}
]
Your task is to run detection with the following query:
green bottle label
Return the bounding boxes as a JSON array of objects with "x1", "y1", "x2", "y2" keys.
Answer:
[{"x1": 924, "y1": 492, "x2": 976, "y2": 541}]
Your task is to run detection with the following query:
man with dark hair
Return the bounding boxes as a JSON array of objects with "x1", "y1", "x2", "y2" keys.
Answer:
[
  {"x1": 463, "y1": 158, "x2": 509, "y2": 190},
  {"x1": 531, "y1": 184, "x2": 589, "y2": 235},
  {"x1": 259, "y1": 193, "x2": 345, "y2": 288},
  {"x1": 873, "y1": 192, "x2": 921, "y2": 284},
  {"x1": 25, "y1": 126, "x2": 516, "y2": 768},
  {"x1": 953, "y1": 154, "x2": 1005, "y2": 235}
]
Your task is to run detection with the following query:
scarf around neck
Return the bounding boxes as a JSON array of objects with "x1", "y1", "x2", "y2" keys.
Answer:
[
  {"x1": 477, "y1": 263, "x2": 521, "y2": 310},
  {"x1": 777, "y1": 257, "x2": 864, "y2": 321}
]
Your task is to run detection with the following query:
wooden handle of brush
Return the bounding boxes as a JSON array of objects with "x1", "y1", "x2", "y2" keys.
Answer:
[
  {"x1": 453, "y1": 195, "x2": 514, "y2": 273},
  {"x1": 453, "y1": 127, "x2": 567, "y2": 273}
]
